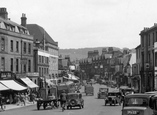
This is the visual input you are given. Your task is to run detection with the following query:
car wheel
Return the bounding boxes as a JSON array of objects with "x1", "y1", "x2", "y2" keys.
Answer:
[{"x1": 67, "y1": 106, "x2": 69, "y2": 110}]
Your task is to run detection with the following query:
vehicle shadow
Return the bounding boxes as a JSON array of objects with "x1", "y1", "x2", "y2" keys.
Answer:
[{"x1": 102, "y1": 104, "x2": 121, "y2": 107}]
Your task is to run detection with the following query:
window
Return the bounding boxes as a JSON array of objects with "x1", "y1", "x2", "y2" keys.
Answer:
[
  {"x1": 42, "y1": 56, "x2": 44, "y2": 63},
  {"x1": 10, "y1": 40, "x2": 13, "y2": 52},
  {"x1": 1, "y1": 57, "x2": 5, "y2": 71},
  {"x1": 156, "y1": 31, "x2": 157, "y2": 42},
  {"x1": 28, "y1": 43, "x2": 31, "y2": 54},
  {"x1": 16, "y1": 41, "x2": 19, "y2": 52},
  {"x1": 39, "y1": 56, "x2": 41, "y2": 63},
  {"x1": 1, "y1": 37, "x2": 5, "y2": 51},
  {"x1": 24, "y1": 64, "x2": 26, "y2": 73},
  {"x1": 155, "y1": 52, "x2": 157, "y2": 66},
  {"x1": 10, "y1": 58, "x2": 13, "y2": 71},
  {"x1": 16, "y1": 59, "x2": 19, "y2": 72},
  {"x1": 42, "y1": 68, "x2": 44, "y2": 76},
  {"x1": 148, "y1": 34, "x2": 150, "y2": 46},
  {"x1": 39, "y1": 67, "x2": 41, "y2": 76},
  {"x1": 28, "y1": 60, "x2": 31, "y2": 72},
  {"x1": 153, "y1": 33, "x2": 155, "y2": 45},
  {"x1": 24, "y1": 42, "x2": 26, "y2": 54}
]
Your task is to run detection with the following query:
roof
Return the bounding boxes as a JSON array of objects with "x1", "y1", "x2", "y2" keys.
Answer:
[
  {"x1": 0, "y1": 17, "x2": 27, "y2": 29},
  {"x1": 26, "y1": 24, "x2": 58, "y2": 46},
  {"x1": 125, "y1": 93, "x2": 155, "y2": 98},
  {"x1": 67, "y1": 93, "x2": 81, "y2": 95}
]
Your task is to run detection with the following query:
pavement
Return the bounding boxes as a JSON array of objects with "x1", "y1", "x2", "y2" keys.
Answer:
[{"x1": 0, "y1": 102, "x2": 36, "y2": 111}]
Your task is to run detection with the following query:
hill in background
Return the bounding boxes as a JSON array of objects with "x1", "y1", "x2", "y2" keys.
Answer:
[{"x1": 59, "y1": 47, "x2": 130, "y2": 61}]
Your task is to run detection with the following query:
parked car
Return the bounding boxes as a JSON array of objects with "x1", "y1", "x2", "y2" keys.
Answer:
[
  {"x1": 122, "y1": 93, "x2": 156, "y2": 115},
  {"x1": 104, "y1": 90, "x2": 122, "y2": 106},
  {"x1": 97, "y1": 88, "x2": 108, "y2": 99},
  {"x1": 67, "y1": 93, "x2": 84, "y2": 109}
]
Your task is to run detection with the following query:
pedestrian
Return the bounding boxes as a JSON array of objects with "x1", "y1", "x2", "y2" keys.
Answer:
[
  {"x1": 20, "y1": 93, "x2": 26, "y2": 106},
  {"x1": 0, "y1": 93, "x2": 4, "y2": 111},
  {"x1": 16, "y1": 93, "x2": 21, "y2": 106}
]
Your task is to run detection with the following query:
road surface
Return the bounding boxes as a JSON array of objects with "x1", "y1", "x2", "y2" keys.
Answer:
[{"x1": 1, "y1": 84, "x2": 122, "y2": 115}]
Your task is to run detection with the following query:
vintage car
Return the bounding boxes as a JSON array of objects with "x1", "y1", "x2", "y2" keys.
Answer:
[
  {"x1": 97, "y1": 88, "x2": 108, "y2": 99},
  {"x1": 67, "y1": 93, "x2": 84, "y2": 109},
  {"x1": 104, "y1": 90, "x2": 122, "y2": 106},
  {"x1": 85, "y1": 84, "x2": 94, "y2": 96},
  {"x1": 122, "y1": 93, "x2": 156, "y2": 115}
]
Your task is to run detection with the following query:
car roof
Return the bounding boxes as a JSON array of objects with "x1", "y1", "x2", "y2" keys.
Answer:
[
  {"x1": 145, "y1": 91, "x2": 157, "y2": 94},
  {"x1": 125, "y1": 93, "x2": 155, "y2": 98},
  {"x1": 67, "y1": 93, "x2": 81, "y2": 95},
  {"x1": 108, "y1": 91, "x2": 120, "y2": 93}
]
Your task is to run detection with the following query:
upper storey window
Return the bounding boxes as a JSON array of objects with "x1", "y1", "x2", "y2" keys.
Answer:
[
  {"x1": 28, "y1": 43, "x2": 31, "y2": 54},
  {"x1": 1, "y1": 37, "x2": 5, "y2": 51},
  {"x1": 24, "y1": 42, "x2": 26, "y2": 54},
  {"x1": 10, "y1": 40, "x2": 13, "y2": 52}
]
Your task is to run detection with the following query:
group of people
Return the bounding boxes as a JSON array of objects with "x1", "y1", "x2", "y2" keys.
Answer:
[
  {"x1": 15, "y1": 92, "x2": 36, "y2": 106},
  {"x1": 0, "y1": 91, "x2": 37, "y2": 111}
]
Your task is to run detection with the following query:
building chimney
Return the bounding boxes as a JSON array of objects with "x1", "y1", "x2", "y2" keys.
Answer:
[
  {"x1": 21, "y1": 13, "x2": 27, "y2": 27},
  {"x1": 0, "y1": 8, "x2": 8, "y2": 20}
]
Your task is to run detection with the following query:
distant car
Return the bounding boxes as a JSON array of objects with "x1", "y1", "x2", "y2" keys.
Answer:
[
  {"x1": 85, "y1": 84, "x2": 94, "y2": 96},
  {"x1": 97, "y1": 88, "x2": 108, "y2": 99},
  {"x1": 104, "y1": 90, "x2": 122, "y2": 106},
  {"x1": 67, "y1": 93, "x2": 84, "y2": 109}
]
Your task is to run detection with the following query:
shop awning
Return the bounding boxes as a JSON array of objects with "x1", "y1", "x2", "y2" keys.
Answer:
[
  {"x1": 0, "y1": 80, "x2": 27, "y2": 91},
  {"x1": 20, "y1": 77, "x2": 39, "y2": 88},
  {"x1": 0, "y1": 83, "x2": 9, "y2": 91}
]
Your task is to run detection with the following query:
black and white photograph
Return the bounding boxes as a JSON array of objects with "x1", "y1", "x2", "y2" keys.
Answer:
[{"x1": 1, "y1": 0, "x2": 157, "y2": 115}]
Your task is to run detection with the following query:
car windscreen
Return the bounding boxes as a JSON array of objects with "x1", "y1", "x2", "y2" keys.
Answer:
[
  {"x1": 124, "y1": 97, "x2": 148, "y2": 107},
  {"x1": 108, "y1": 93, "x2": 117, "y2": 96},
  {"x1": 68, "y1": 94, "x2": 79, "y2": 99}
]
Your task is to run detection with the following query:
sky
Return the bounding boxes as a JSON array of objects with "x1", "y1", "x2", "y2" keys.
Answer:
[{"x1": 1, "y1": 0, "x2": 157, "y2": 49}]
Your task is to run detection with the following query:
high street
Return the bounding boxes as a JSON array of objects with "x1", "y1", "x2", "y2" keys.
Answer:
[{"x1": 1, "y1": 84, "x2": 122, "y2": 115}]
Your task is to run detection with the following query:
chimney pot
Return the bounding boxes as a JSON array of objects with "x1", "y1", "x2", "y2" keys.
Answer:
[
  {"x1": 0, "y1": 7, "x2": 8, "y2": 20},
  {"x1": 21, "y1": 13, "x2": 27, "y2": 27}
]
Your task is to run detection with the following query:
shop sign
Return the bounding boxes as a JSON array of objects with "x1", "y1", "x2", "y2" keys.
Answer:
[{"x1": 27, "y1": 72, "x2": 39, "y2": 76}]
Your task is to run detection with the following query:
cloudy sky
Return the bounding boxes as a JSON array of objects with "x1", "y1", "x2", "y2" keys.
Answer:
[{"x1": 1, "y1": 0, "x2": 157, "y2": 49}]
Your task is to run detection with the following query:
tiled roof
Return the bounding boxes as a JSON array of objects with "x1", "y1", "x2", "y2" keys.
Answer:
[{"x1": 27, "y1": 24, "x2": 58, "y2": 46}]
